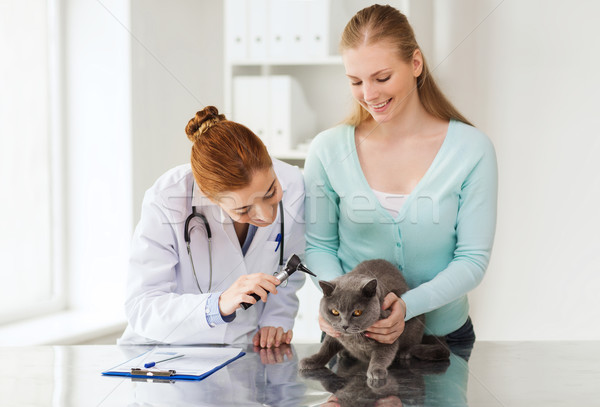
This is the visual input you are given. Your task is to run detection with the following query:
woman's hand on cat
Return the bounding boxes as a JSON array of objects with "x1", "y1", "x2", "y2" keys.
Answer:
[
  {"x1": 365, "y1": 293, "x2": 407, "y2": 344},
  {"x1": 320, "y1": 395, "x2": 340, "y2": 406},
  {"x1": 318, "y1": 315, "x2": 341, "y2": 338},
  {"x1": 253, "y1": 326, "x2": 293, "y2": 348}
]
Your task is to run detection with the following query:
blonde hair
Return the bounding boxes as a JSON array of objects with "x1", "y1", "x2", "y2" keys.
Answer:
[
  {"x1": 185, "y1": 106, "x2": 272, "y2": 199},
  {"x1": 340, "y1": 4, "x2": 472, "y2": 127}
]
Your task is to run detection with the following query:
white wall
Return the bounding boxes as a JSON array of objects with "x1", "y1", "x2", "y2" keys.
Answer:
[
  {"x1": 29, "y1": 0, "x2": 597, "y2": 343},
  {"x1": 432, "y1": 0, "x2": 600, "y2": 340},
  {"x1": 130, "y1": 0, "x2": 224, "y2": 223},
  {"x1": 125, "y1": 0, "x2": 600, "y2": 341}
]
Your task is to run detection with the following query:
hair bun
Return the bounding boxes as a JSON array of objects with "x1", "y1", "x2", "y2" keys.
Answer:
[{"x1": 185, "y1": 106, "x2": 227, "y2": 142}]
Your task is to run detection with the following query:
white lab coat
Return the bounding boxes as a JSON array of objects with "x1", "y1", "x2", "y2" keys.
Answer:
[{"x1": 118, "y1": 159, "x2": 306, "y2": 345}]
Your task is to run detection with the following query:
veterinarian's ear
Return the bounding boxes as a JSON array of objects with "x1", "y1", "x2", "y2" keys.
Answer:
[
  {"x1": 319, "y1": 280, "x2": 336, "y2": 296},
  {"x1": 362, "y1": 279, "x2": 378, "y2": 297}
]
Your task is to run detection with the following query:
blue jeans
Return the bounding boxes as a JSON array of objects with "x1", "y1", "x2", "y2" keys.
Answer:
[{"x1": 445, "y1": 316, "x2": 475, "y2": 361}]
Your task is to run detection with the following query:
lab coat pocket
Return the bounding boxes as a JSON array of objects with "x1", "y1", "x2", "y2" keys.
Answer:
[
  {"x1": 261, "y1": 241, "x2": 282, "y2": 275},
  {"x1": 261, "y1": 241, "x2": 287, "y2": 292}
]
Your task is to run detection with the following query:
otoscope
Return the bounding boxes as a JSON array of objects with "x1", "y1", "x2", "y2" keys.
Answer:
[{"x1": 240, "y1": 254, "x2": 316, "y2": 310}]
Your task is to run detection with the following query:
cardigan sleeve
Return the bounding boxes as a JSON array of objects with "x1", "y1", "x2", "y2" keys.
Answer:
[
  {"x1": 303, "y1": 138, "x2": 345, "y2": 286},
  {"x1": 401, "y1": 135, "x2": 498, "y2": 320}
]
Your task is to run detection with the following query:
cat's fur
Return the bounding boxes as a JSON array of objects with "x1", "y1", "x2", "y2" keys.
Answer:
[{"x1": 299, "y1": 259, "x2": 449, "y2": 382}]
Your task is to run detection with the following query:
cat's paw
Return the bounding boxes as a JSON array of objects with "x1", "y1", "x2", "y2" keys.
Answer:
[
  {"x1": 299, "y1": 356, "x2": 325, "y2": 371},
  {"x1": 367, "y1": 366, "x2": 388, "y2": 389},
  {"x1": 298, "y1": 366, "x2": 335, "y2": 381},
  {"x1": 366, "y1": 366, "x2": 388, "y2": 381}
]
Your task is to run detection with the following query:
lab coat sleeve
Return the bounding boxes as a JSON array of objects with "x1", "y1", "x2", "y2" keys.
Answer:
[
  {"x1": 124, "y1": 189, "x2": 213, "y2": 344},
  {"x1": 258, "y1": 168, "x2": 306, "y2": 331}
]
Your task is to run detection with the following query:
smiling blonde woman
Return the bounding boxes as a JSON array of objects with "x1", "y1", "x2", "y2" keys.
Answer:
[{"x1": 304, "y1": 4, "x2": 498, "y2": 358}]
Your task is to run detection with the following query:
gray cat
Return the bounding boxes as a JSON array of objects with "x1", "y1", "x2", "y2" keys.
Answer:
[{"x1": 299, "y1": 259, "x2": 449, "y2": 383}]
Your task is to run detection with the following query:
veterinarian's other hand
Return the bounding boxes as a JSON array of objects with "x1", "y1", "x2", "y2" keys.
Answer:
[
  {"x1": 366, "y1": 293, "x2": 406, "y2": 344},
  {"x1": 254, "y1": 343, "x2": 294, "y2": 364},
  {"x1": 253, "y1": 326, "x2": 293, "y2": 348},
  {"x1": 319, "y1": 315, "x2": 341, "y2": 338}
]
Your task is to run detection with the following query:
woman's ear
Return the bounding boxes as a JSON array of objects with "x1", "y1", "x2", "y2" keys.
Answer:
[
  {"x1": 412, "y1": 49, "x2": 423, "y2": 77},
  {"x1": 319, "y1": 281, "x2": 336, "y2": 297}
]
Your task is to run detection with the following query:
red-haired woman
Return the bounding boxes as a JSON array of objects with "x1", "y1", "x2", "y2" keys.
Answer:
[{"x1": 119, "y1": 106, "x2": 305, "y2": 348}]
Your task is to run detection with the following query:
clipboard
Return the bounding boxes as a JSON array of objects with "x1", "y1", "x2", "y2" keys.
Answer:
[{"x1": 102, "y1": 346, "x2": 245, "y2": 381}]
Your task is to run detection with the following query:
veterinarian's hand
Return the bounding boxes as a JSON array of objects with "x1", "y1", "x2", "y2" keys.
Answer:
[
  {"x1": 365, "y1": 293, "x2": 406, "y2": 344},
  {"x1": 219, "y1": 273, "x2": 280, "y2": 316},
  {"x1": 253, "y1": 326, "x2": 293, "y2": 348},
  {"x1": 319, "y1": 315, "x2": 341, "y2": 338},
  {"x1": 254, "y1": 343, "x2": 294, "y2": 364}
]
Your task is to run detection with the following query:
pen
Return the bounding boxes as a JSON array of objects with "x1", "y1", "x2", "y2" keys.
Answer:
[
  {"x1": 144, "y1": 354, "x2": 184, "y2": 368},
  {"x1": 274, "y1": 233, "x2": 282, "y2": 252}
]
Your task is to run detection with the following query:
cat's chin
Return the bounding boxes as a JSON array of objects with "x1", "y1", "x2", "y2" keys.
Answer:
[{"x1": 337, "y1": 329, "x2": 366, "y2": 335}]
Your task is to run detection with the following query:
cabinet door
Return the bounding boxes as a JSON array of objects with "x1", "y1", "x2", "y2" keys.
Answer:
[
  {"x1": 268, "y1": 76, "x2": 292, "y2": 152},
  {"x1": 225, "y1": 0, "x2": 249, "y2": 61},
  {"x1": 269, "y1": 0, "x2": 310, "y2": 60},
  {"x1": 306, "y1": 0, "x2": 330, "y2": 58},
  {"x1": 233, "y1": 76, "x2": 270, "y2": 145},
  {"x1": 247, "y1": 0, "x2": 268, "y2": 60}
]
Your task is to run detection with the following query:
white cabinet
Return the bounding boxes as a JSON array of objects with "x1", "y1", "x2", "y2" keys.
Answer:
[{"x1": 223, "y1": 0, "x2": 410, "y2": 163}]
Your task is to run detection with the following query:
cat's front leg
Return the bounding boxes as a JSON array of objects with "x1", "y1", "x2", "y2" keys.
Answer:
[
  {"x1": 299, "y1": 336, "x2": 343, "y2": 370},
  {"x1": 366, "y1": 344, "x2": 398, "y2": 386}
]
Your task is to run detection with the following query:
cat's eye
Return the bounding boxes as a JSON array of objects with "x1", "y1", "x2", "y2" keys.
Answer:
[
  {"x1": 330, "y1": 309, "x2": 340, "y2": 316},
  {"x1": 353, "y1": 310, "x2": 363, "y2": 317}
]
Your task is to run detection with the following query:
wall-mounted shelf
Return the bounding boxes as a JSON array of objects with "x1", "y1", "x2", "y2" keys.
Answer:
[{"x1": 223, "y1": 0, "x2": 411, "y2": 165}]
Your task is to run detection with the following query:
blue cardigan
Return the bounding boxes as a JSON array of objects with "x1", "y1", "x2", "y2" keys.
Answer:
[{"x1": 304, "y1": 120, "x2": 498, "y2": 336}]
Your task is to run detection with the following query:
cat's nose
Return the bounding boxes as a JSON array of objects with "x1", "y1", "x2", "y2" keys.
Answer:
[{"x1": 342, "y1": 325, "x2": 349, "y2": 331}]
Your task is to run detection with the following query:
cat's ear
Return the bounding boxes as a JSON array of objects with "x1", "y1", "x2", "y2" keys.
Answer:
[
  {"x1": 319, "y1": 280, "x2": 336, "y2": 297},
  {"x1": 362, "y1": 279, "x2": 378, "y2": 298}
]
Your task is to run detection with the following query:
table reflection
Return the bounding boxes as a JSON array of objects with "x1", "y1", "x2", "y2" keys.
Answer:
[
  {"x1": 121, "y1": 344, "x2": 305, "y2": 407},
  {"x1": 5, "y1": 342, "x2": 597, "y2": 406},
  {"x1": 300, "y1": 350, "x2": 470, "y2": 407}
]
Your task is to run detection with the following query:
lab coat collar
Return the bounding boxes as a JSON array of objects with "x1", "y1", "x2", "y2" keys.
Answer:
[
  {"x1": 191, "y1": 182, "x2": 214, "y2": 208},
  {"x1": 191, "y1": 183, "x2": 232, "y2": 225}
]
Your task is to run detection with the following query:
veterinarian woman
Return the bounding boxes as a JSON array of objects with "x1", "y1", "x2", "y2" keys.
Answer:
[
  {"x1": 304, "y1": 5, "x2": 497, "y2": 355},
  {"x1": 118, "y1": 106, "x2": 305, "y2": 348}
]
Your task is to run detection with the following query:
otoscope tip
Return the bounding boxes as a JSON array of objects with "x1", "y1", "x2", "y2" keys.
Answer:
[
  {"x1": 284, "y1": 254, "x2": 317, "y2": 277},
  {"x1": 299, "y1": 265, "x2": 317, "y2": 277}
]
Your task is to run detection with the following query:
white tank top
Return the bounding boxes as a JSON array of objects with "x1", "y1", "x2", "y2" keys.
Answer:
[{"x1": 372, "y1": 188, "x2": 409, "y2": 218}]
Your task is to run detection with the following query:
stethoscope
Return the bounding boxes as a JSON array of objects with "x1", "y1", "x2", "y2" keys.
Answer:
[{"x1": 184, "y1": 184, "x2": 284, "y2": 294}]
